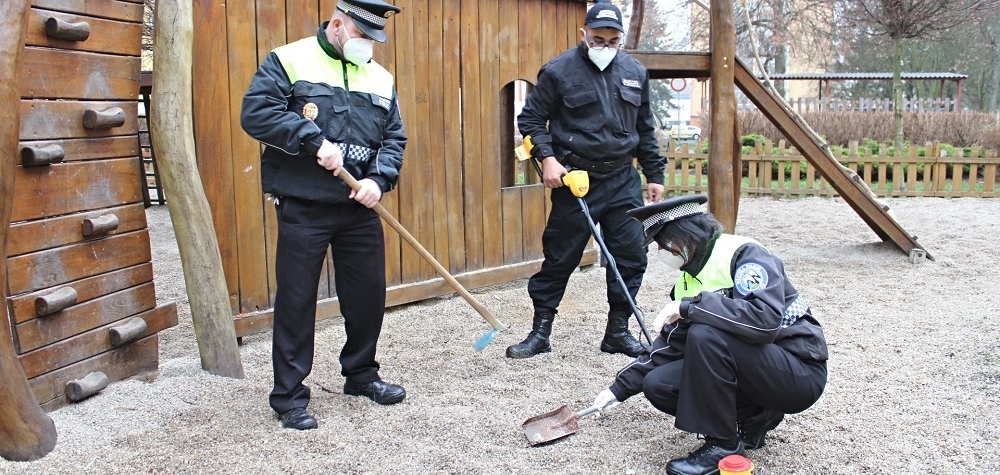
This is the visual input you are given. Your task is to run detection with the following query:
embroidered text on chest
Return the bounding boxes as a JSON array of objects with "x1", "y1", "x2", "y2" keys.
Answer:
[{"x1": 622, "y1": 78, "x2": 640, "y2": 88}]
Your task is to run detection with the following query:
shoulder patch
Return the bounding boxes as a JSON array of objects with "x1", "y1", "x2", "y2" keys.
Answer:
[
  {"x1": 734, "y1": 262, "x2": 768, "y2": 295},
  {"x1": 622, "y1": 78, "x2": 640, "y2": 88}
]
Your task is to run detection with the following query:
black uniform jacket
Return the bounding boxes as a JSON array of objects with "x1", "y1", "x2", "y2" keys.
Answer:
[
  {"x1": 517, "y1": 42, "x2": 665, "y2": 185},
  {"x1": 241, "y1": 28, "x2": 406, "y2": 204},
  {"x1": 609, "y1": 240, "x2": 829, "y2": 401}
]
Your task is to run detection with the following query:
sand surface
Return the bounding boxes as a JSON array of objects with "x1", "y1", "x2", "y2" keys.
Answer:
[{"x1": 2, "y1": 196, "x2": 998, "y2": 474}]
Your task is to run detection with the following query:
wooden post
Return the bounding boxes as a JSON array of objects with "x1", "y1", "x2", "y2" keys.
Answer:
[
  {"x1": 732, "y1": 118, "x2": 742, "y2": 219},
  {"x1": 0, "y1": 0, "x2": 59, "y2": 461},
  {"x1": 708, "y1": 0, "x2": 737, "y2": 232},
  {"x1": 151, "y1": 0, "x2": 244, "y2": 378}
]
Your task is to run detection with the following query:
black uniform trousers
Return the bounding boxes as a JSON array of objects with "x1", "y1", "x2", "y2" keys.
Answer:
[
  {"x1": 527, "y1": 165, "x2": 646, "y2": 315},
  {"x1": 642, "y1": 324, "x2": 827, "y2": 441},
  {"x1": 269, "y1": 196, "x2": 386, "y2": 414}
]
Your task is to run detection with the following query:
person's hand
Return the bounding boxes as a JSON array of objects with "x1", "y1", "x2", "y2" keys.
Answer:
[
  {"x1": 646, "y1": 182, "x2": 664, "y2": 203},
  {"x1": 592, "y1": 388, "x2": 620, "y2": 412},
  {"x1": 653, "y1": 300, "x2": 682, "y2": 333},
  {"x1": 316, "y1": 139, "x2": 343, "y2": 175},
  {"x1": 350, "y1": 178, "x2": 383, "y2": 208},
  {"x1": 540, "y1": 157, "x2": 567, "y2": 188}
]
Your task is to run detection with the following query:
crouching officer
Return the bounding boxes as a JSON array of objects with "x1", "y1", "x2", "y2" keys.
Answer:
[
  {"x1": 508, "y1": 1, "x2": 665, "y2": 359},
  {"x1": 241, "y1": 0, "x2": 407, "y2": 430},
  {"x1": 590, "y1": 195, "x2": 828, "y2": 475}
]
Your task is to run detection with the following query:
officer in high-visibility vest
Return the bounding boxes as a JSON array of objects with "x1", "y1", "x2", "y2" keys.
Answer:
[
  {"x1": 241, "y1": 0, "x2": 407, "y2": 431},
  {"x1": 590, "y1": 194, "x2": 828, "y2": 475}
]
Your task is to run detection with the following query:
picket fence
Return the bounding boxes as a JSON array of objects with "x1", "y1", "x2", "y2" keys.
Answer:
[
  {"x1": 771, "y1": 97, "x2": 960, "y2": 113},
  {"x1": 660, "y1": 140, "x2": 1000, "y2": 199}
]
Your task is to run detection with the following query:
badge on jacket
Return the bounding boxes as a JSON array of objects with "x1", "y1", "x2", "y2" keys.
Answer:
[
  {"x1": 303, "y1": 103, "x2": 319, "y2": 121},
  {"x1": 622, "y1": 78, "x2": 640, "y2": 88},
  {"x1": 734, "y1": 262, "x2": 769, "y2": 295}
]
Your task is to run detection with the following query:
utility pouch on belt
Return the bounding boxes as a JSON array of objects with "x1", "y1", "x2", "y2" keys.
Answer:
[{"x1": 563, "y1": 152, "x2": 632, "y2": 174}]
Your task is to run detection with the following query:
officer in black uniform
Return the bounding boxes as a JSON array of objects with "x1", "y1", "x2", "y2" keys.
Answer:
[
  {"x1": 241, "y1": 0, "x2": 407, "y2": 430},
  {"x1": 590, "y1": 195, "x2": 829, "y2": 475},
  {"x1": 509, "y1": 1, "x2": 666, "y2": 359}
]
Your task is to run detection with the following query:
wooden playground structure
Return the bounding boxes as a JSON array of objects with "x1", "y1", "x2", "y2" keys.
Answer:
[{"x1": 1, "y1": 0, "x2": 928, "y2": 461}]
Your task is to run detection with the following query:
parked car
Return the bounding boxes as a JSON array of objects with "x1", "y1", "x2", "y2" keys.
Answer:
[{"x1": 668, "y1": 124, "x2": 702, "y2": 141}]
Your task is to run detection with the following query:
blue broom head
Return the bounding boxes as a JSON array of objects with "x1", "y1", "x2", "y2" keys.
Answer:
[{"x1": 472, "y1": 328, "x2": 500, "y2": 351}]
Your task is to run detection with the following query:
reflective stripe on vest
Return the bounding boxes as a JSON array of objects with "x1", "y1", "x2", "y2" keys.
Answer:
[
  {"x1": 673, "y1": 234, "x2": 759, "y2": 300},
  {"x1": 273, "y1": 37, "x2": 395, "y2": 100}
]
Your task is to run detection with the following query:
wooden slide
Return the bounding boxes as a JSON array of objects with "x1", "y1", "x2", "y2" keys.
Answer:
[{"x1": 732, "y1": 57, "x2": 931, "y2": 260}]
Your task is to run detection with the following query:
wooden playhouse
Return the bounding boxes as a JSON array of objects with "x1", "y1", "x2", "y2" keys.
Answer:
[{"x1": 187, "y1": 0, "x2": 598, "y2": 335}]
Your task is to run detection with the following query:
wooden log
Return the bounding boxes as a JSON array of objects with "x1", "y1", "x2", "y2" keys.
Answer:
[
  {"x1": 0, "y1": 0, "x2": 58, "y2": 461},
  {"x1": 151, "y1": 0, "x2": 244, "y2": 378},
  {"x1": 34, "y1": 286, "x2": 78, "y2": 317},
  {"x1": 44, "y1": 17, "x2": 90, "y2": 42},
  {"x1": 81, "y1": 213, "x2": 119, "y2": 237},
  {"x1": 108, "y1": 316, "x2": 147, "y2": 347},
  {"x1": 83, "y1": 106, "x2": 126, "y2": 129},
  {"x1": 27, "y1": 9, "x2": 141, "y2": 56},
  {"x1": 18, "y1": 284, "x2": 156, "y2": 352},
  {"x1": 65, "y1": 372, "x2": 108, "y2": 402},
  {"x1": 20, "y1": 143, "x2": 65, "y2": 166},
  {"x1": 18, "y1": 303, "x2": 176, "y2": 380},
  {"x1": 30, "y1": 336, "x2": 156, "y2": 411},
  {"x1": 708, "y1": 0, "x2": 737, "y2": 232},
  {"x1": 18, "y1": 136, "x2": 137, "y2": 165},
  {"x1": 21, "y1": 100, "x2": 138, "y2": 140}
]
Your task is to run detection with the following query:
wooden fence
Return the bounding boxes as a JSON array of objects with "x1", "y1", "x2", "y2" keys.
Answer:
[
  {"x1": 661, "y1": 140, "x2": 1000, "y2": 198},
  {"x1": 770, "y1": 97, "x2": 959, "y2": 113}
]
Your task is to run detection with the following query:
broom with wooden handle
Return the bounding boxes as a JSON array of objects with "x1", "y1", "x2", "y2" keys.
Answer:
[{"x1": 337, "y1": 170, "x2": 505, "y2": 351}]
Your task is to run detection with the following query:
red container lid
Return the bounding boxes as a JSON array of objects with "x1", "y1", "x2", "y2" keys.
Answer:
[{"x1": 718, "y1": 455, "x2": 754, "y2": 471}]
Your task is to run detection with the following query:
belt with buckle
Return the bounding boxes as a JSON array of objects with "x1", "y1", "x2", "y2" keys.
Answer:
[{"x1": 563, "y1": 153, "x2": 632, "y2": 174}]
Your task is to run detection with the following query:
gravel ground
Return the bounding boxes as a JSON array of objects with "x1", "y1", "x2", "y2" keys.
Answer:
[{"x1": 2, "y1": 196, "x2": 999, "y2": 474}]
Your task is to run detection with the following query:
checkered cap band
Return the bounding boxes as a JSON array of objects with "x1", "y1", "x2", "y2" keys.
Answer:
[
  {"x1": 781, "y1": 295, "x2": 809, "y2": 328},
  {"x1": 641, "y1": 202, "x2": 704, "y2": 235},
  {"x1": 338, "y1": 1, "x2": 387, "y2": 27},
  {"x1": 334, "y1": 142, "x2": 376, "y2": 163}
]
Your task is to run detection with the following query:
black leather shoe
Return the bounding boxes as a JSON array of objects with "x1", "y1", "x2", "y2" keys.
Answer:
[
  {"x1": 344, "y1": 379, "x2": 406, "y2": 405},
  {"x1": 666, "y1": 439, "x2": 745, "y2": 475},
  {"x1": 278, "y1": 407, "x2": 317, "y2": 430},
  {"x1": 738, "y1": 408, "x2": 784, "y2": 449}
]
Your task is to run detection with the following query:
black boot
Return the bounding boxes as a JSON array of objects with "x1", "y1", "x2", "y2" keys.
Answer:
[
  {"x1": 506, "y1": 313, "x2": 554, "y2": 358},
  {"x1": 600, "y1": 310, "x2": 644, "y2": 357}
]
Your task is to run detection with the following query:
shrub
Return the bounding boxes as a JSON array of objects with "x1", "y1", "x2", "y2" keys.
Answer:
[
  {"x1": 736, "y1": 109, "x2": 1000, "y2": 151},
  {"x1": 742, "y1": 134, "x2": 766, "y2": 147}
]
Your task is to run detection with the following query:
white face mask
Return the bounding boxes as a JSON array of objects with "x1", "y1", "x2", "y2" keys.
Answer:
[
  {"x1": 587, "y1": 44, "x2": 617, "y2": 71},
  {"x1": 340, "y1": 27, "x2": 374, "y2": 64},
  {"x1": 657, "y1": 248, "x2": 686, "y2": 271}
]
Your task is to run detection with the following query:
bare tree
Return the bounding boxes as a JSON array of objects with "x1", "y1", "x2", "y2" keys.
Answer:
[
  {"x1": 689, "y1": 0, "x2": 837, "y2": 97},
  {"x1": 983, "y1": 19, "x2": 1000, "y2": 112},
  {"x1": 837, "y1": 0, "x2": 1000, "y2": 148},
  {"x1": 142, "y1": 0, "x2": 155, "y2": 68}
]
